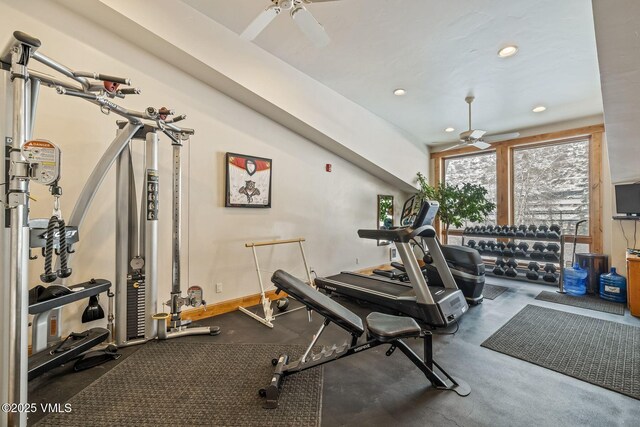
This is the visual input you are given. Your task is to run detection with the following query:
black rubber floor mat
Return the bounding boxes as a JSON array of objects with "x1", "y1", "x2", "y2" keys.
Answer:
[
  {"x1": 535, "y1": 290, "x2": 625, "y2": 315},
  {"x1": 482, "y1": 304, "x2": 640, "y2": 400},
  {"x1": 483, "y1": 284, "x2": 509, "y2": 300},
  {"x1": 35, "y1": 342, "x2": 322, "y2": 426}
]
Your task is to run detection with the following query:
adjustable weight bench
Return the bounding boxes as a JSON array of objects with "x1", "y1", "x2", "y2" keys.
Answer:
[{"x1": 260, "y1": 270, "x2": 470, "y2": 409}]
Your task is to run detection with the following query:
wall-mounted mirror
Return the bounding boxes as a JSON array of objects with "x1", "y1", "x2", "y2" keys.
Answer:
[{"x1": 377, "y1": 195, "x2": 394, "y2": 246}]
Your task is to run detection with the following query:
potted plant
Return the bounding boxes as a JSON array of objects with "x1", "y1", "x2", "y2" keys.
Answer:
[{"x1": 416, "y1": 172, "x2": 495, "y2": 243}]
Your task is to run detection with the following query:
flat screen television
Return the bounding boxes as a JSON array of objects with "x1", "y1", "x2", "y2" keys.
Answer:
[{"x1": 615, "y1": 183, "x2": 640, "y2": 216}]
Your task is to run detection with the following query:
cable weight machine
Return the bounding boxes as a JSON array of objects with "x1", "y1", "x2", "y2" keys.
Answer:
[{"x1": 1, "y1": 31, "x2": 219, "y2": 427}]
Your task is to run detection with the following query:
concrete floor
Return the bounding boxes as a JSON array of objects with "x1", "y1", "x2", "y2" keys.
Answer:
[{"x1": 29, "y1": 277, "x2": 640, "y2": 426}]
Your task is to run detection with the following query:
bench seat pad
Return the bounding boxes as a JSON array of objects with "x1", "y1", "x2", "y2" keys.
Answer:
[{"x1": 365, "y1": 312, "x2": 421, "y2": 342}]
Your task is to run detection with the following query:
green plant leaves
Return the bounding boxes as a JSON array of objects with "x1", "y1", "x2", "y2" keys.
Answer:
[{"x1": 416, "y1": 172, "x2": 495, "y2": 232}]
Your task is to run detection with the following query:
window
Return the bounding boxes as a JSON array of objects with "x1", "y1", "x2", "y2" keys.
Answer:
[
  {"x1": 513, "y1": 140, "x2": 589, "y2": 234},
  {"x1": 431, "y1": 126, "x2": 603, "y2": 253},
  {"x1": 444, "y1": 152, "x2": 497, "y2": 225}
]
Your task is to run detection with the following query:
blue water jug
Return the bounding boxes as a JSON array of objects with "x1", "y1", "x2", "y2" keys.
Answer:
[
  {"x1": 599, "y1": 267, "x2": 627, "y2": 303},
  {"x1": 564, "y1": 263, "x2": 588, "y2": 296}
]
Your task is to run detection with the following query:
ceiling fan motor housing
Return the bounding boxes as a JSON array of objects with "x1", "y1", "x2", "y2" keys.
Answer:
[
  {"x1": 459, "y1": 129, "x2": 486, "y2": 141},
  {"x1": 275, "y1": 0, "x2": 295, "y2": 10}
]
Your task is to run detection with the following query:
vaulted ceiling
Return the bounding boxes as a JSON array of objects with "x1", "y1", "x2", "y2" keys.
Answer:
[{"x1": 184, "y1": 0, "x2": 603, "y2": 147}]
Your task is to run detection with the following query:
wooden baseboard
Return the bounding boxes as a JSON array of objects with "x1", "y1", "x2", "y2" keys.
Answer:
[{"x1": 180, "y1": 289, "x2": 282, "y2": 322}]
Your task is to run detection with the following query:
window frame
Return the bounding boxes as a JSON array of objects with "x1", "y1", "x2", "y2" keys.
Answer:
[{"x1": 430, "y1": 125, "x2": 604, "y2": 252}]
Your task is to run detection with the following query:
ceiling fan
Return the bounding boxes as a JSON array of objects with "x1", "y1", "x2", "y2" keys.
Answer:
[
  {"x1": 241, "y1": 0, "x2": 334, "y2": 47},
  {"x1": 440, "y1": 96, "x2": 520, "y2": 151}
]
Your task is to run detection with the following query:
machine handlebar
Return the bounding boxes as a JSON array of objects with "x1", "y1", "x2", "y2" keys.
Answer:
[{"x1": 358, "y1": 225, "x2": 436, "y2": 243}]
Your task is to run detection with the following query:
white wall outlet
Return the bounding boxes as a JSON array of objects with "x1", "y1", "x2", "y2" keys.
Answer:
[{"x1": 216, "y1": 282, "x2": 223, "y2": 293}]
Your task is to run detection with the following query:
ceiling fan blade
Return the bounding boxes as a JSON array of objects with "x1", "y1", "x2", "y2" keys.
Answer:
[
  {"x1": 240, "y1": 4, "x2": 280, "y2": 41},
  {"x1": 291, "y1": 5, "x2": 331, "y2": 47},
  {"x1": 483, "y1": 132, "x2": 520, "y2": 143},
  {"x1": 469, "y1": 129, "x2": 486, "y2": 140},
  {"x1": 303, "y1": 0, "x2": 341, "y2": 3},
  {"x1": 470, "y1": 140, "x2": 492, "y2": 150}
]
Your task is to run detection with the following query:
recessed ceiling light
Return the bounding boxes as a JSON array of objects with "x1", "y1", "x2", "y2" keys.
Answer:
[
  {"x1": 445, "y1": 127, "x2": 455, "y2": 132},
  {"x1": 532, "y1": 105, "x2": 546, "y2": 113},
  {"x1": 498, "y1": 45, "x2": 518, "y2": 58},
  {"x1": 393, "y1": 88, "x2": 406, "y2": 96}
]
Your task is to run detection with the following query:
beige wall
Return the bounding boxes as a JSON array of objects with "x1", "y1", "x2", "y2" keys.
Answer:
[{"x1": 0, "y1": 3, "x2": 411, "y2": 337}]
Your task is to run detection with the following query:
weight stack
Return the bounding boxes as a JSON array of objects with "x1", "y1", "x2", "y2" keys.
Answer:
[{"x1": 127, "y1": 275, "x2": 146, "y2": 340}]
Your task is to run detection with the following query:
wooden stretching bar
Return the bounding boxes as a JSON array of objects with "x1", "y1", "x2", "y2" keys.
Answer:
[{"x1": 245, "y1": 238, "x2": 306, "y2": 248}]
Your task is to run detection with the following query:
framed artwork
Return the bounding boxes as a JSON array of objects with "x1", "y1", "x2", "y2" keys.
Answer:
[{"x1": 225, "y1": 152, "x2": 272, "y2": 208}]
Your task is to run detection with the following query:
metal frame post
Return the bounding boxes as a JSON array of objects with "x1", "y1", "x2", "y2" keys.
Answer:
[
  {"x1": 0, "y1": 56, "x2": 12, "y2": 425},
  {"x1": 7, "y1": 42, "x2": 32, "y2": 427},
  {"x1": 144, "y1": 130, "x2": 158, "y2": 340},
  {"x1": 170, "y1": 138, "x2": 182, "y2": 325},
  {"x1": 160, "y1": 134, "x2": 215, "y2": 339},
  {"x1": 115, "y1": 130, "x2": 132, "y2": 345}
]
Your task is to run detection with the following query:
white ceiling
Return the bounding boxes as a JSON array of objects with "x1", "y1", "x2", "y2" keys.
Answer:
[{"x1": 183, "y1": 0, "x2": 603, "y2": 147}]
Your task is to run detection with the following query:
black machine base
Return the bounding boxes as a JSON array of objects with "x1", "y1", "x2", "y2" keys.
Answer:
[{"x1": 28, "y1": 327, "x2": 111, "y2": 380}]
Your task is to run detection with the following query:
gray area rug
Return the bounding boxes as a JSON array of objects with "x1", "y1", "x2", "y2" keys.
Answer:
[
  {"x1": 482, "y1": 304, "x2": 640, "y2": 400},
  {"x1": 535, "y1": 290, "x2": 625, "y2": 315},
  {"x1": 483, "y1": 284, "x2": 509, "y2": 300},
  {"x1": 36, "y1": 342, "x2": 322, "y2": 426}
]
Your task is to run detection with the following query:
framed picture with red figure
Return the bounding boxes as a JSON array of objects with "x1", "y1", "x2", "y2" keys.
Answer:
[{"x1": 225, "y1": 152, "x2": 272, "y2": 208}]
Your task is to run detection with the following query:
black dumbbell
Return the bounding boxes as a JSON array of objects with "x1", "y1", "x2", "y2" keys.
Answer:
[
  {"x1": 547, "y1": 224, "x2": 561, "y2": 239},
  {"x1": 531, "y1": 242, "x2": 546, "y2": 260},
  {"x1": 485, "y1": 225, "x2": 495, "y2": 235},
  {"x1": 494, "y1": 241, "x2": 506, "y2": 256},
  {"x1": 498, "y1": 225, "x2": 509, "y2": 237},
  {"x1": 506, "y1": 225, "x2": 517, "y2": 237},
  {"x1": 463, "y1": 227, "x2": 471, "y2": 235},
  {"x1": 477, "y1": 240, "x2": 487, "y2": 253},
  {"x1": 526, "y1": 224, "x2": 537, "y2": 238},
  {"x1": 544, "y1": 243, "x2": 560, "y2": 261},
  {"x1": 526, "y1": 262, "x2": 540, "y2": 280},
  {"x1": 479, "y1": 225, "x2": 487, "y2": 235},
  {"x1": 543, "y1": 263, "x2": 558, "y2": 283},
  {"x1": 536, "y1": 224, "x2": 549, "y2": 238},
  {"x1": 515, "y1": 242, "x2": 529, "y2": 258},
  {"x1": 493, "y1": 259, "x2": 506, "y2": 276},
  {"x1": 503, "y1": 242, "x2": 517, "y2": 258},
  {"x1": 505, "y1": 258, "x2": 518, "y2": 277},
  {"x1": 516, "y1": 224, "x2": 526, "y2": 238},
  {"x1": 467, "y1": 240, "x2": 477, "y2": 249},
  {"x1": 475, "y1": 225, "x2": 483, "y2": 234}
]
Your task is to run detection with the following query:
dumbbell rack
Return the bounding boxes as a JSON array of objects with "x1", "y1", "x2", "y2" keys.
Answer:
[{"x1": 460, "y1": 230, "x2": 566, "y2": 287}]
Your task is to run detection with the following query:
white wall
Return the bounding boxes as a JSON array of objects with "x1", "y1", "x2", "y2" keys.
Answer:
[{"x1": 0, "y1": 1, "x2": 411, "y2": 337}]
